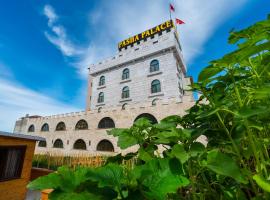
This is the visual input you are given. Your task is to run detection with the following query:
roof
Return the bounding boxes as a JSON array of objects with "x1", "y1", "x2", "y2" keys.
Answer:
[{"x1": 0, "y1": 131, "x2": 45, "y2": 141}]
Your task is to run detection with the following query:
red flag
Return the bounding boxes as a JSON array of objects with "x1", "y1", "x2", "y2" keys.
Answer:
[
  {"x1": 170, "y1": 4, "x2": 175, "y2": 12},
  {"x1": 176, "y1": 18, "x2": 185, "y2": 25}
]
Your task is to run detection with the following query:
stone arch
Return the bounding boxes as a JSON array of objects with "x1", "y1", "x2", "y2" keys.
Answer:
[
  {"x1": 28, "y1": 124, "x2": 35, "y2": 132},
  {"x1": 56, "y1": 122, "x2": 66, "y2": 131},
  {"x1": 38, "y1": 140, "x2": 47, "y2": 147},
  {"x1": 96, "y1": 139, "x2": 114, "y2": 152},
  {"x1": 75, "y1": 119, "x2": 88, "y2": 130},
  {"x1": 98, "y1": 117, "x2": 115, "y2": 129},
  {"x1": 53, "y1": 139, "x2": 64, "y2": 148},
  {"x1": 73, "y1": 139, "x2": 87, "y2": 150},
  {"x1": 134, "y1": 113, "x2": 158, "y2": 124},
  {"x1": 41, "y1": 123, "x2": 49, "y2": 132}
]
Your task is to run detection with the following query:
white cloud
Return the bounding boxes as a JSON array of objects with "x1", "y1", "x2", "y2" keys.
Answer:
[
  {"x1": 43, "y1": 4, "x2": 83, "y2": 57},
  {"x1": 0, "y1": 78, "x2": 79, "y2": 132}
]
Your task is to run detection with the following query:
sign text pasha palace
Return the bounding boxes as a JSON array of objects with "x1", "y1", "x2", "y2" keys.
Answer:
[{"x1": 118, "y1": 20, "x2": 174, "y2": 50}]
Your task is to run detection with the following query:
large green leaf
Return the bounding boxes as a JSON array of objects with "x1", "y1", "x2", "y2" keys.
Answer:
[
  {"x1": 198, "y1": 65, "x2": 225, "y2": 82},
  {"x1": 206, "y1": 150, "x2": 247, "y2": 184},
  {"x1": 253, "y1": 174, "x2": 270, "y2": 193},
  {"x1": 108, "y1": 128, "x2": 137, "y2": 149},
  {"x1": 171, "y1": 144, "x2": 189, "y2": 164},
  {"x1": 27, "y1": 172, "x2": 61, "y2": 190}
]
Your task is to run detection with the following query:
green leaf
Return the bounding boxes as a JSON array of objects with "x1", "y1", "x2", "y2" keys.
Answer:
[
  {"x1": 171, "y1": 144, "x2": 189, "y2": 164},
  {"x1": 198, "y1": 65, "x2": 225, "y2": 82},
  {"x1": 108, "y1": 128, "x2": 137, "y2": 149},
  {"x1": 27, "y1": 172, "x2": 61, "y2": 190},
  {"x1": 206, "y1": 150, "x2": 247, "y2": 184},
  {"x1": 49, "y1": 191, "x2": 104, "y2": 200},
  {"x1": 189, "y1": 142, "x2": 205, "y2": 157},
  {"x1": 253, "y1": 174, "x2": 270, "y2": 193}
]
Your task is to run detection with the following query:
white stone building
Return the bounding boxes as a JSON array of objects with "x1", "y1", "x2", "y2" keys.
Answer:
[{"x1": 14, "y1": 20, "x2": 195, "y2": 155}]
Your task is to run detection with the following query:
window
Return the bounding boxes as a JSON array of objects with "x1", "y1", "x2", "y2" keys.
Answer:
[
  {"x1": 53, "y1": 139, "x2": 63, "y2": 148},
  {"x1": 56, "y1": 122, "x2": 66, "y2": 131},
  {"x1": 98, "y1": 117, "x2": 115, "y2": 129},
  {"x1": 152, "y1": 98, "x2": 159, "y2": 106},
  {"x1": 122, "y1": 103, "x2": 127, "y2": 110},
  {"x1": 122, "y1": 86, "x2": 129, "y2": 99},
  {"x1": 98, "y1": 92, "x2": 104, "y2": 103},
  {"x1": 122, "y1": 68, "x2": 129, "y2": 80},
  {"x1": 75, "y1": 120, "x2": 88, "y2": 130},
  {"x1": 41, "y1": 123, "x2": 49, "y2": 132},
  {"x1": 28, "y1": 125, "x2": 35, "y2": 132},
  {"x1": 0, "y1": 146, "x2": 26, "y2": 181},
  {"x1": 73, "y1": 139, "x2": 87, "y2": 150},
  {"x1": 99, "y1": 76, "x2": 105, "y2": 86},
  {"x1": 98, "y1": 107, "x2": 102, "y2": 113},
  {"x1": 150, "y1": 59, "x2": 159, "y2": 72},
  {"x1": 96, "y1": 140, "x2": 114, "y2": 152},
  {"x1": 38, "y1": 141, "x2": 47, "y2": 147},
  {"x1": 151, "y1": 80, "x2": 161, "y2": 93},
  {"x1": 134, "y1": 113, "x2": 158, "y2": 124}
]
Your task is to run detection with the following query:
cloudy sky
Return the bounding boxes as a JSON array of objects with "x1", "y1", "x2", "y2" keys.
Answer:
[{"x1": 0, "y1": 0, "x2": 269, "y2": 131}]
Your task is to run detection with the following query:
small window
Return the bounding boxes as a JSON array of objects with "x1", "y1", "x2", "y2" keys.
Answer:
[
  {"x1": 38, "y1": 141, "x2": 47, "y2": 147},
  {"x1": 151, "y1": 80, "x2": 161, "y2": 93},
  {"x1": 122, "y1": 86, "x2": 129, "y2": 99},
  {"x1": 28, "y1": 125, "x2": 35, "y2": 132},
  {"x1": 122, "y1": 103, "x2": 127, "y2": 110},
  {"x1": 153, "y1": 41, "x2": 158, "y2": 44},
  {"x1": 97, "y1": 140, "x2": 114, "y2": 152},
  {"x1": 122, "y1": 68, "x2": 129, "y2": 80},
  {"x1": 152, "y1": 98, "x2": 159, "y2": 106},
  {"x1": 99, "y1": 76, "x2": 105, "y2": 86},
  {"x1": 41, "y1": 123, "x2": 49, "y2": 132},
  {"x1": 150, "y1": 60, "x2": 159, "y2": 72},
  {"x1": 0, "y1": 146, "x2": 26, "y2": 181},
  {"x1": 98, "y1": 117, "x2": 115, "y2": 129},
  {"x1": 75, "y1": 120, "x2": 88, "y2": 130},
  {"x1": 98, "y1": 92, "x2": 104, "y2": 103},
  {"x1": 98, "y1": 107, "x2": 102, "y2": 113},
  {"x1": 53, "y1": 139, "x2": 63, "y2": 148},
  {"x1": 73, "y1": 139, "x2": 87, "y2": 150},
  {"x1": 56, "y1": 122, "x2": 66, "y2": 131}
]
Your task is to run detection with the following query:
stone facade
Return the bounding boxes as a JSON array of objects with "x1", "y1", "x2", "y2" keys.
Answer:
[{"x1": 14, "y1": 22, "x2": 195, "y2": 155}]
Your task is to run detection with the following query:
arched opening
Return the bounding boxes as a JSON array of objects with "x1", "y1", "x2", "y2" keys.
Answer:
[
  {"x1": 56, "y1": 122, "x2": 66, "y2": 131},
  {"x1": 28, "y1": 125, "x2": 35, "y2": 132},
  {"x1": 152, "y1": 98, "x2": 159, "y2": 106},
  {"x1": 41, "y1": 123, "x2": 49, "y2": 132},
  {"x1": 134, "y1": 113, "x2": 158, "y2": 124},
  {"x1": 73, "y1": 139, "x2": 87, "y2": 150},
  {"x1": 98, "y1": 107, "x2": 102, "y2": 113},
  {"x1": 122, "y1": 103, "x2": 127, "y2": 110},
  {"x1": 96, "y1": 140, "x2": 114, "y2": 152},
  {"x1": 98, "y1": 92, "x2": 104, "y2": 103},
  {"x1": 150, "y1": 59, "x2": 159, "y2": 72},
  {"x1": 75, "y1": 119, "x2": 88, "y2": 130},
  {"x1": 38, "y1": 141, "x2": 47, "y2": 147},
  {"x1": 121, "y1": 86, "x2": 129, "y2": 99},
  {"x1": 53, "y1": 139, "x2": 63, "y2": 148},
  {"x1": 98, "y1": 117, "x2": 115, "y2": 129},
  {"x1": 122, "y1": 68, "x2": 130, "y2": 80},
  {"x1": 99, "y1": 76, "x2": 105, "y2": 86},
  {"x1": 151, "y1": 79, "x2": 161, "y2": 93}
]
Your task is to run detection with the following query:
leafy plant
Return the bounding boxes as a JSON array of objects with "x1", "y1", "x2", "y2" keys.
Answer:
[{"x1": 28, "y1": 15, "x2": 270, "y2": 199}]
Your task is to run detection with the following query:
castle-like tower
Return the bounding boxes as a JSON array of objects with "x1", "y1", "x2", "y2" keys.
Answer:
[{"x1": 13, "y1": 20, "x2": 194, "y2": 155}]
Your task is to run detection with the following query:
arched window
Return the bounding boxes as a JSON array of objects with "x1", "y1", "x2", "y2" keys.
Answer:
[
  {"x1": 73, "y1": 139, "x2": 87, "y2": 150},
  {"x1": 38, "y1": 141, "x2": 47, "y2": 147},
  {"x1": 98, "y1": 107, "x2": 102, "y2": 113},
  {"x1": 98, "y1": 92, "x2": 104, "y2": 103},
  {"x1": 151, "y1": 80, "x2": 161, "y2": 93},
  {"x1": 99, "y1": 76, "x2": 105, "y2": 86},
  {"x1": 97, "y1": 140, "x2": 114, "y2": 152},
  {"x1": 41, "y1": 123, "x2": 49, "y2": 132},
  {"x1": 53, "y1": 139, "x2": 63, "y2": 148},
  {"x1": 121, "y1": 86, "x2": 129, "y2": 99},
  {"x1": 75, "y1": 119, "x2": 88, "y2": 130},
  {"x1": 134, "y1": 113, "x2": 158, "y2": 124},
  {"x1": 150, "y1": 59, "x2": 159, "y2": 72},
  {"x1": 56, "y1": 122, "x2": 66, "y2": 131},
  {"x1": 122, "y1": 103, "x2": 127, "y2": 110},
  {"x1": 152, "y1": 98, "x2": 159, "y2": 106},
  {"x1": 122, "y1": 68, "x2": 129, "y2": 80},
  {"x1": 28, "y1": 125, "x2": 35, "y2": 132},
  {"x1": 98, "y1": 117, "x2": 115, "y2": 129}
]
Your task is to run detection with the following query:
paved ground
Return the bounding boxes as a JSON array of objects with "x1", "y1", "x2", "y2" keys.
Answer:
[{"x1": 25, "y1": 190, "x2": 41, "y2": 200}]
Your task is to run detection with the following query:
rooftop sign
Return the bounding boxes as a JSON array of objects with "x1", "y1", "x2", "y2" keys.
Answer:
[{"x1": 118, "y1": 20, "x2": 174, "y2": 51}]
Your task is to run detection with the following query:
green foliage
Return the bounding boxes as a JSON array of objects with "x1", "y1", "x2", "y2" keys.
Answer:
[{"x1": 28, "y1": 15, "x2": 270, "y2": 199}]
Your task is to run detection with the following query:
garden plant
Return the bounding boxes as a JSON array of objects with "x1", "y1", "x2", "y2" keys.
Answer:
[{"x1": 28, "y1": 15, "x2": 270, "y2": 199}]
